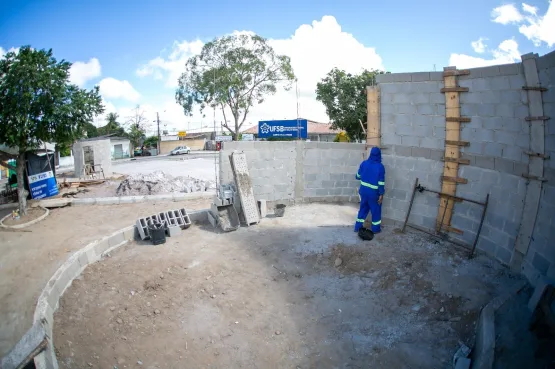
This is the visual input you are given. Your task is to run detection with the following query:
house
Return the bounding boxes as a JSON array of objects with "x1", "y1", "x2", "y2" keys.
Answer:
[{"x1": 242, "y1": 119, "x2": 342, "y2": 142}]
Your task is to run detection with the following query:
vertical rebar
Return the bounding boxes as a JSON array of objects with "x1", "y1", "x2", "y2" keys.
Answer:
[
  {"x1": 470, "y1": 193, "x2": 489, "y2": 258},
  {"x1": 402, "y1": 178, "x2": 419, "y2": 233}
]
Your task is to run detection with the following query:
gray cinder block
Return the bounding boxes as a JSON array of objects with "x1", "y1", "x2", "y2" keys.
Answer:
[{"x1": 166, "y1": 226, "x2": 182, "y2": 237}]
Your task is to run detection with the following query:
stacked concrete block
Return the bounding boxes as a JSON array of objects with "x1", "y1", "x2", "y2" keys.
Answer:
[{"x1": 135, "y1": 208, "x2": 191, "y2": 240}]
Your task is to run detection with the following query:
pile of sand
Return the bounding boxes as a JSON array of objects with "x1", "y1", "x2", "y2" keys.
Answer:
[{"x1": 116, "y1": 171, "x2": 215, "y2": 196}]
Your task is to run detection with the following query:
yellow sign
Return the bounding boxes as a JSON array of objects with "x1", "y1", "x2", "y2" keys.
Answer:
[{"x1": 177, "y1": 131, "x2": 187, "y2": 137}]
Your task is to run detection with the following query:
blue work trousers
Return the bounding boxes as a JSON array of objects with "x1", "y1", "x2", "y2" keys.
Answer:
[{"x1": 355, "y1": 192, "x2": 382, "y2": 233}]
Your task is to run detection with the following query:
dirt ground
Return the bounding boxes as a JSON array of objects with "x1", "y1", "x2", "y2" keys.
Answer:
[
  {"x1": 0, "y1": 198, "x2": 210, "y2": 357},
  {"x1": 1, "y1": 207, "x2": 47, "y2": 226},
  {"x1": 54, "y1": 204, "x2": 522, "y2": 369}
]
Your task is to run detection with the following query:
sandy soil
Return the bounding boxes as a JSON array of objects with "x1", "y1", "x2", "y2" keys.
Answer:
[
  {"x1": 54, "y1": 204, "x2": 522, "y2": 369},
  {"x1": 1, "y1": 207, "x2": 47, "y2": 226},
  {"x1": 0, "y1": 198, "x2": 210, "y2": 357}
]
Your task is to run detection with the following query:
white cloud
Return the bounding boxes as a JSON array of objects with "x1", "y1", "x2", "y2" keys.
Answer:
[
  {"x1": 518, "y1": 1, "x2": 555, "y2": 46},
  {"x1": 491, "y1": 2, "x2": 555, "y2": 47},
  {"x1": 492, "y1": 4, "x2": 524, "y2": 24},
  {"x1": 69, "y1": 58, "x2": 101, "y2": 87},
  {"x1": 98, "y1": 78, "x2": 141, "y2": 102},
  {"x1": 471, "y1": 37, "x2": 488, "y2": 53},
  {"x1": 134, "y1": 16, "x2": 384, "y2": 132},
  {"x1": 0, "y1": 46, "x2": 20, "y2": 59},
  {"x1": 136, "y1": 39, "x2": 204, "y2": 87},
  {"x1": 449, "y1": 39, "x2": 521, "y2": 68}
]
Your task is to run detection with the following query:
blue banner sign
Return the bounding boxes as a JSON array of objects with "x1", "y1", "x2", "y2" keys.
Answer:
[
  {"x1": 258, "y1": 119, "x2": 308, "y2": 139},
  {"x1": 28, "y1": 170, "x2": 59, "y2": 199}
]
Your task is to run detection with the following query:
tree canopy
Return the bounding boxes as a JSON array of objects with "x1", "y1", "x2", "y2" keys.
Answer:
[
  {"x1": 0, "y1": 46, "x2": 104, "y2": 213},
  {"x1": 316, "y1": 68, "x2": 385, "y2": 142},
  {"x1": 176, "y1": 34, "x2": 295, "y2": 140}
]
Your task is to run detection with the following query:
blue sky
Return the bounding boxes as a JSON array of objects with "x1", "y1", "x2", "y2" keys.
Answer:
[{"x1": 1, "y1": 0, "x2": 554, "y2": 134}]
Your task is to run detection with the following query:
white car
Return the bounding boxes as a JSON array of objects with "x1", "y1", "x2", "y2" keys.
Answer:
[{"x1": 170, "y1": 146, "x2": 191, "y2": 155}]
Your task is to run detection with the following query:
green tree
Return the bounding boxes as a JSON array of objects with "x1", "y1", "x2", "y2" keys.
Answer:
[
  {"x1": 176, "y1": 34, "x2": 295, "y2": 140},
  {"x1": 143, "y1": 136, "x2": 158, "y2": 148},
  {"x1": 0, "y1": 46, "x2": 104, "y2": 214},
  {"x1": 98, "y1": 112, "x2": 126, "y2": 137},
  {"x1": 316, "y1": 68, "x2": 385, "y2": 142}
]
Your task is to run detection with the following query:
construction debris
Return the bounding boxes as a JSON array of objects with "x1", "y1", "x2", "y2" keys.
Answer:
[{"x1": 116, "y1": 171, "x2": 215, "y2": 196}]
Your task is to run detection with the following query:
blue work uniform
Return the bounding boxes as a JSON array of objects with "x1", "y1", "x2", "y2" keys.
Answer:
[{"x1": 355, "y1": 147, "x2": 385, "y2": 233}]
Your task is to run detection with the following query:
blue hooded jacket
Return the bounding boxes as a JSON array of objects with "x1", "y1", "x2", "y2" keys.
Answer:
[{"x1": 356, "y1": 147, "x2": 385, "y2": 195}]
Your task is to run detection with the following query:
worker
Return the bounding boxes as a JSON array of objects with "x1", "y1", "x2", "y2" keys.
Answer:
[{"x1": 354, "y1": 147, "x2": 385, "y2": 234}]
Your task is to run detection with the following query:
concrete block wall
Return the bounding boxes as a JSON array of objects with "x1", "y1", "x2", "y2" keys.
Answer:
[
  {"x1": 219, "y1": 141, "x2": 365, "y2": 203},
  {"x1": 72, "y1": 139, "x2": 113, "y2": 177},
  {"x1": 302, "y1": 142, "x2": 364, "y2": 200},
  {"x1": 523, "y1": 50, "x2": 555, "y2": 284},
  {"x1": 376, "y1": 51, "x2": 555, "y2": 284},
  {"x1": 220, "y1": 141, "x2": 297, "y2": 202}
]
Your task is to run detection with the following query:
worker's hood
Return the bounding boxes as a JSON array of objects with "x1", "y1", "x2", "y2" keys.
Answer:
[{"x1": 369, "y1": 147, "x2": 382, "y2": 163}]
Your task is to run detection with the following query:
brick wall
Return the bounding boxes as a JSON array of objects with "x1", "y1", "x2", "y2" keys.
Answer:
[
  {"x1": 376, "y1": 50, "x2": 554, "y2": 285},
  {"x1": 219, "y1": 141, "x2": 365, "y2": 203}
]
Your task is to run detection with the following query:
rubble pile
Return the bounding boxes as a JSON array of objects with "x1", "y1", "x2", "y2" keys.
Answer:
[{"x1": 116, "y1": 170, "x2": 215, "y2": 196}]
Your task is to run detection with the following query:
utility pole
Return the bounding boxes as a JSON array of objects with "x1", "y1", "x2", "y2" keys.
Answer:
[{"x1": 156, "y1": 112, "x2": 160, "y2": 154}]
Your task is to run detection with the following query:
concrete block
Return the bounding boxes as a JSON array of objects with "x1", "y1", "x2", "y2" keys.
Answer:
[
  {"x1": 478, "y1": 104, "x2": 496, "y2": 117},
  {"x1": 483, "y1": 142, "x2": 503, "y2": 157},
  {"x1": 495, "y1": 246, "x2": 513, "y2": 265},
  {"x1": 490, "y1": 76, "x2": 511, "y2": 90},
  {"x1": 166, "y1": 226, "x2": 181, "y2": 237},
  {"x1": 495, "y1": 104, "x2": 515, "y2": 118},
  {"x1": 396, "y1": 104, "x2": 416, "y2": 114},
  {"x1": 502, "y1": 146, "x2": 522, "y2": 161},
  {"x1": 108, "y1": 231, "x2": 126, "y2": 248},
  {"x1": 474, "y1": 156, "x2": 495, "y2": 170},
  {"x1": 508, "y1": 74, "x2": 526, "y2": 89},
  {"x1": 498, "y1": 62, "x2": 522, "y2": 76},
  {"x1": 532, "y1": 252, "x2": 551, "y2": 275},
  {"x1": 429, "y1": 92, "x2": 444, "y2": 104},
  {"x1": 395, "y1": 145, "x2": 412, "y2": 157},
  {"x1": 477, "y1": 237, "x2": 497, "y2": 256},
  {"x1": 461, "y1": 103, "x2": 479, "y2": 117},
  {"x1": 472, "y1": 78, "x2": 490, "y2": 91},
  {"x1": 410, "y1": 72, "x2": 430, "y2": 82},
  {"x1": 528, "y1": 278, "x2": 554, "y2": 312},
  {"x1": 415, "y1": 104, "x2": 435, "y2": 115},
  {"x1": 494, "y1": 131, "x2": 516, "y2": 145},
  {"x1": 93, "y1": 238, "x2": 111, "y2": 256},
  {"x1": 401, "y1": 136, "x2": 420, "y2": 147}
]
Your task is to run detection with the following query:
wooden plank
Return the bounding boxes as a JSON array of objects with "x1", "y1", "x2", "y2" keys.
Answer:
[
  {"x1": 446, "y1": 117, "x2": 471, "y2": 122},
  {"x1": 443, "y1": 157, "x2": 471, "y2": 165},
  {"x1": 512, "y1": 55, "x2": 546, "y2": 270},
  {"x1": 524, "y1": 151, "x2": 550, "y2": 159},
  {"x1": 525, "y1": 116, "x2": 550, "y2": 121},
  {"x1": 442, "y1": 176, "x2": 468, "y2": 184},
  {"x1": 445, "y1": 140, "x2": 470, "y2": 147},
  {"x1": 437, "y1": 193, "x2": 463, "y2": 203},
  {"x1": 441, "y1": 87, "x2": 469, "y2": 93},
  {"x1": 437, "y1": 70, "x2": 460, "y2": 232},
  {"x1": 445, "y1": 226, "x2": 464, "y2": 235},
  {"x1": 366, "y1": 86, "x2": 380, "y2": 148},
  {"x1": 443, "y1": 69, "x2": 470, "y2": 77},
  {"x1": 522, "y1": 86, "x2": 548, "y2": 91}
]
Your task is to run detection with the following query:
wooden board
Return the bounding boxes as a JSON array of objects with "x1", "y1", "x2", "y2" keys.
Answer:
[
  {"x1": 443, "y1": 157, "x2": 471, "y2": 165},
  {"x1": 512, "y1": 55, "x2": 546, "y2": 270},
  {"x1": 436, "y1": 71, "x2": 461, "y2": 232},
  {"x1": 366, "y1": 86, "x2": 380, "y2": 147},
  {"x1": 441, "y1": 87, "x2": 469, "y2": 93},
  {"x1": 446, "y1": 117, "x2": 471, "y2": 122}
]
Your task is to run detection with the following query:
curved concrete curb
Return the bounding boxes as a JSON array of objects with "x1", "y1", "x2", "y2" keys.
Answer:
[
  {"x1": 0, "y1": 209, "x2": 210, "y2": 369},
  {"x1": 0, "y1": 202, "x2": 18, "y2": 210},
  {"x1": 39, "y1": 191, "x2": 215, "y2": 208},
  {"x1": 471, "y1": 280, "x2": 527, "y2": 369},
  {"x1": 0, "y1": 206, "x2": 49, "y2": 229}
]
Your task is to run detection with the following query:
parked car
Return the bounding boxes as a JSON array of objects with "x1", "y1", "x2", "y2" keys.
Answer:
[
  {"x1": 170, "y1": 146, "x2": 191, "y2": 155},
  {"x1": 134, "y1": 148, "x2": 152, "y2": 156}
]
